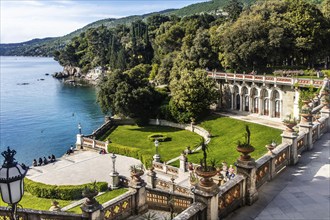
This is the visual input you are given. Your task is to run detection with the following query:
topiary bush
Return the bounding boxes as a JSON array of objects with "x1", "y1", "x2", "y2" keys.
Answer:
[
  {"x1": 24, "y1": 179, "x2": 108, "y2": 200},
  {"x1": 147, "y1": 133, "x2": 171, "y2": 142}
]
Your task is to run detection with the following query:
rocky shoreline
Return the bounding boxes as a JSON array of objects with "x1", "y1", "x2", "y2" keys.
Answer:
[{"x1": 52, "y1": 65, "x2": 104, "y2": 85}]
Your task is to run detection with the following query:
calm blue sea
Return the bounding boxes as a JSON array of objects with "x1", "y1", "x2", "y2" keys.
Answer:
[{"x1": 0, "y1": 56, "x2": 104, "y2": 165}]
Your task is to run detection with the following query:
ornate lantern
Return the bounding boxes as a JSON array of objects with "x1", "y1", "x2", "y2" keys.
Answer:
[
  {"x1": 0, "y1": 147, "x2": 28, "y2": 219},
  {"x1": 110, "y1": 152, "x2": 117, "y2": 174}
]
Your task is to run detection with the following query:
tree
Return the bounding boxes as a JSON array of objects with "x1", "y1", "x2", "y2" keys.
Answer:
[
  {"x1": 169, "y1": 69, "x2": 218, "y2": 123},
  {"x1": 97, "y1": 64, "x2": 161, "y2": 124},
  {"x1": 223, "y1": 0, "x2": 244, "y2": 22}
]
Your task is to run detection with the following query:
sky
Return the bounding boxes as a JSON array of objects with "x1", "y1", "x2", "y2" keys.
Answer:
[{"x1": 0, "y1": 0, "x2": 207, "y2": 44}]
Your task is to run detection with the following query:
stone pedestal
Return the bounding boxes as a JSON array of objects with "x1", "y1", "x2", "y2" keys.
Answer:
[
  {"x1": 129, "y1": 180, "x2": 148, "y2": 215},
  {"x1": 192, "y1": 184, "x2": 220, "y2": 220},
  {"x1": 179, "y1": 153, "x2": 187, "y2": 173},
  {"x1": 299, "y1": 123, "x2": 313, "y2": 150},
  {"x1": 321, "y1": 108, "x2": 330, "y2": 132},
  {"x1": 76, "y1": 134, "x2": 83, "y2": 149},
  {"x1": 153, "y1": 154, "x2": 160, "y2": 162},
  {"x1": 147, "y1": 168, "x2": 156, "y2": 188},
  {"x1": 235, "y1": 159, "x2": 258, "y2": 205},
  {"x1": 81, "y1": 195, "x2": 102, "y2": 220},
  {"x1": 109, "y1": 172, "x2": 119, "y2": 189},
  {"x1": 281, "y1": 131, "x2": 298, "y2": 165}
]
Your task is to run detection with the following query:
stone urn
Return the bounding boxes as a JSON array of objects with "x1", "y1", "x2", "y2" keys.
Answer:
[
  {"x1": 300, "y1": 100, "x2": 312, "y2": 123},
  {"x1": 236, "y1": 145, "x2": 255, "y2": 161},
  {"x1": 81, "y1": 187, "x2": 100, "y2": 213},
  {"x1": 195, "y1": 166, "x2": 217, "y2": 187},
  {"x1": 130, "y1": 170, "x2": 144, "y2": 182},
  {"x1": 283, "y1": 122, "x2": 297, "y2": 132}
]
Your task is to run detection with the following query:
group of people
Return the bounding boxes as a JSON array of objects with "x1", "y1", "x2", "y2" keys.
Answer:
[{"x1": 33, "y1": 154, "x2": 56, "y2": 166}]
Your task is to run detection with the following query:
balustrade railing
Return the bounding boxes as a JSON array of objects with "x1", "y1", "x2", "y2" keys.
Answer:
[{"x1": 102, "y1": 190, "x2": 135, "y2": 220}]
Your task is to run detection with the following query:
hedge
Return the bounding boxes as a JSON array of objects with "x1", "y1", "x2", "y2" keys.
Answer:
[
  {"x1": 24, "y1": 179, "x2": 108, "y2": 200},
  {"x1": 108, "y1": 143, "x2": 152, "y2": 168},
  {"x1": 147, "y1": 133, "x2": 171, "y2": 142}
]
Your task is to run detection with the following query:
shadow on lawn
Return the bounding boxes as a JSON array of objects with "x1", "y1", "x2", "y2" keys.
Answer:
[{"x1": 127, "y1": 125, "x2": 182, "y2": 133}]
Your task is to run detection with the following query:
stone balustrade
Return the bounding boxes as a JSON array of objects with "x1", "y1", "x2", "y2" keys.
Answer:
[
  {"x1": 0, "y1": 207, "x2": 87, "y2": 220},
  {"x1": 208, "y1": 72, "x2": 325, "y2": 88}
]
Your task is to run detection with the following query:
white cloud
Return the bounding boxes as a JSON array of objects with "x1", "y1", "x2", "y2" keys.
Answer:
[{"x1": 0, "y1": 0, "x2": 206, "y2": 43}]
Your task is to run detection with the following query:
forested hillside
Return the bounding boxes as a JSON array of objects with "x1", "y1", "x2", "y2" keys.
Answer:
[
  {"x1": 0, "y1": 0, "x2": 325, "y2": 57},
  {"x1": 51, "y1": 0, "x2": 330, "y2": 123}
]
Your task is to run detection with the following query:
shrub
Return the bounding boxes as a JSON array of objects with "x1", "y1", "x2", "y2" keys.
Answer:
[
  {"x1": 147, "y1": 133, "x2": 171, "y2": 142},
  {"x1": 108, "y1": 143, "x2": 152, "y2": 167},
  {"x1": 24, "y1": 179, "x2": 108, "y2": 200}
]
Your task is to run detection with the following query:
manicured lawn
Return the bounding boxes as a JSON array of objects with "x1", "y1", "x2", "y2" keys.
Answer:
[
  {"x1": 0, "y1": 192, "x2": 73, "y2": 211},
  {"x1": 186, "y1": 115, "x2": 282, "y2": 166},
  {"x1": 107, "y1": 125, "x2": 202, "y2": 162},
  {"x1": 67, "y1": 188, "x2": 128, "y2": 214}
]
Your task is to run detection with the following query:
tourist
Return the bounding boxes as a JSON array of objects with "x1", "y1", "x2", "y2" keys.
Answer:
[
  {"x1": 38, "y1": 157, "x2": 43, "y2": 166},
  {"x1": 32, "y1": 159, "x2": 37, "y2": 166},
  {"x1": 43, "y1": 157, "x2": 48, "y2": 165},
  {"x1": 227, "y1": 165, "x2": 235, "y2": 180},
  {"x1": 51, "y1": 154, "x2": 56, "y2": 162}
]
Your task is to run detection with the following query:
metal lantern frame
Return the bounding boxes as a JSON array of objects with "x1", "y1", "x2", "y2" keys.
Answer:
[
  {"x1": 0, "y1": 147, "x2": 28, "y2": 220},
  {"x1": 110, "y1": 153, "x2": 117, "y2": 174}
]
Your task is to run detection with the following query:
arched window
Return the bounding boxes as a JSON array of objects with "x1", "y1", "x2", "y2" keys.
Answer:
[
  {"x1": 264, "y1": 99, "x2": 269, "y2": 115},
  {"x1": 273, "y1": 90, "x2": 280, "y2": 118},
  {"x1": 242, "y1": 87, "x2": 249, "y2": 112},
  {"x1": 254, "y1": 97, "x2": 259, "y2": 113},
  {"x1": 236, "y1": 94, "x2": 240, "y2": 110}
]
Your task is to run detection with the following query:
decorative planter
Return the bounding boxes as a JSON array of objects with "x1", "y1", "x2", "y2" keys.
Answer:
[
  {"x1": 131, "y1": 170, "x2": 144, "y2": 182},
  {"x1": 195, "y1": 166, "x2": 217, "y2": 187},
  {"x1": 82, "y1": 189, "x2": 98, "y2": 206},
  {"x1": 265, "y1": 144, "x2": 276, "y2": 152},
  {"x1": 283, "y1": 122, "x2": 297, "y2": 132},
  {"x1": 236, "y1": 145, "x2": 255, "y2": 161}
]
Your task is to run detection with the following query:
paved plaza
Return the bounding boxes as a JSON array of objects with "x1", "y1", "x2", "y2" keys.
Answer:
[{"x1": 226, "y1": 132, "x2": 330, "y2": 220}]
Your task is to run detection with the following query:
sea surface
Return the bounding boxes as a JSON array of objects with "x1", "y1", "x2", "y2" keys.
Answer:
[{"x1": 0, "y1": 56, "x2": 104, "y2": 165}]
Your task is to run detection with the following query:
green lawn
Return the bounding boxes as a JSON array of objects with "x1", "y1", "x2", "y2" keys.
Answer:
[
  {"x1": 0, "y1": 192, "x2": 73, "y2": 211},
  {"x1": 67, "y1": 188, "x2": 128, "y2": 214},
  {"x1": 186, "y1": 115, "x2": 283, "y2": 166},
  {"x1": 107, "y1": 125, "x2": 202, "y2": 162}
]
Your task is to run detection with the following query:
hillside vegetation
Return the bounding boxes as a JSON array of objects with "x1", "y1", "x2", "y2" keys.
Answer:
[{"x1": 2, "y1": 0, "x2": 324, "y2": 56}]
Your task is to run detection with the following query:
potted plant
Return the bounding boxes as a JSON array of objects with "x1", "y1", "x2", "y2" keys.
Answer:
[
  {"x1": 282, "y1": 114, "x2": 297, "y2": 132},
  {"x1": 194, "y1": 143, "x2": 217, "y2": 187},
  {"x1": 130, "y1": 164, "x2": 144, "y2": 182},
  {"x1": 236, "y1": 125, "x2": 255, "y2": 161},
  {"x1": 82, "y1": 181, "x2": 99, "y2": 208}
]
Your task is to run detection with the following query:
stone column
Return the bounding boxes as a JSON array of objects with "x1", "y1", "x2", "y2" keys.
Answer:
[
  {"x1": 293, "y1": 89, "x2": 300, "y2": 119},
  {"x1": 192, "y1": 184, "x2": 219, "y2": 220},
  {"x1": 76, "y1": 134, "x2": 83, "y2": 149},
  {"x1": 235, "y1": 159, "x2": 258, "y2": 205},
  {"x1": 258, "y1": 97, "x2": 263, "y2": 115},
  {"x1": 281, "y1": 131, "x2": 298, "y2": 165},
  {"x1": 179, "y1": 153, "x2": 187, "y2": 173},
  {"x1": 231, "y1": 93, "x2": 235, "y2": 110},
  {"x1": 240, "y1": 94, "x2": 244, "y2": 111}
]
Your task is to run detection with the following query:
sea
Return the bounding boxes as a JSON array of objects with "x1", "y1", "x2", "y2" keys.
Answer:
[{"x1": 0, "y1": 56, "x2": 105, "y2": 165}]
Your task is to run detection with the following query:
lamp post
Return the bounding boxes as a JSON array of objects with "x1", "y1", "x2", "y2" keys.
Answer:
[
  {"x1": 153, "y1": 139, "x2": 160, "y2": 162},
  {"x1": 0, "y1": 147, "x2": 28, "y2": 220},
  {"x1": 78, "y1": 123, "x2": 82, "y2": 135},
  {"x1": 110, "y1": 152, "x2": 117, "y2": 174},
  {"x1": 109, "y1": 153, "x2": 119, "y2": 189}
]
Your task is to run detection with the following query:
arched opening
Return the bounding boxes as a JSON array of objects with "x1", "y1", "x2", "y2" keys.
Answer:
[
  {"x1": 242, "y1": 87, "x2": 249, "y2": 112},
  {"x1": 273, "y1": 90, "x2": 280, "y2": 118},
  {"x1": 264, "y1": 99, "x2": 269, "y2": 115},
  {"x1": 251, "y1": 88, "x2": 258, "y2": 113},
  {"x1": 254, "y1": 97, "x2": 259, "y2": 113},
  {"x1": 236, "y1": 94, "x2": 240, "y2": 110},
  {"x1": 261, "y1": 89, "x2": 269, "y2": 116}
]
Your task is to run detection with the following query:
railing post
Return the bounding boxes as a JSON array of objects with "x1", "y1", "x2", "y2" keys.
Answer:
[
  {"x1": 147, "y1": 167, "x2": 156, "y2": 188},
  {"x1": 192, "y1": 185, "x2": 219, "y2": 220},
  {"x1": 235, "y1": 159, "x2": 258, "y2": 205},
  {"x1": 281, "y1": 131, "x2": 298, "y2": 165},
  {"x1": 76, "y1": 134, "x2": 83, "y2": 150},
  {"x1": 129, "y1": 173, "x2": 148, "y2": 215},
  {"x1": 321, "y1": 108, "x2": 330, "y2": 132},
  {"x1": 179, "y1": 153, "x2": 187, "y2": 173},
  {"x1": 92, "y1": 137, "x2": 96, "y2": 149},
  {"x1": 81, "y1": 191, "x2": 102, "y2": 220},
  {"x1": 299, "y1": 123, "x2": 313, "y2": 151}
]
